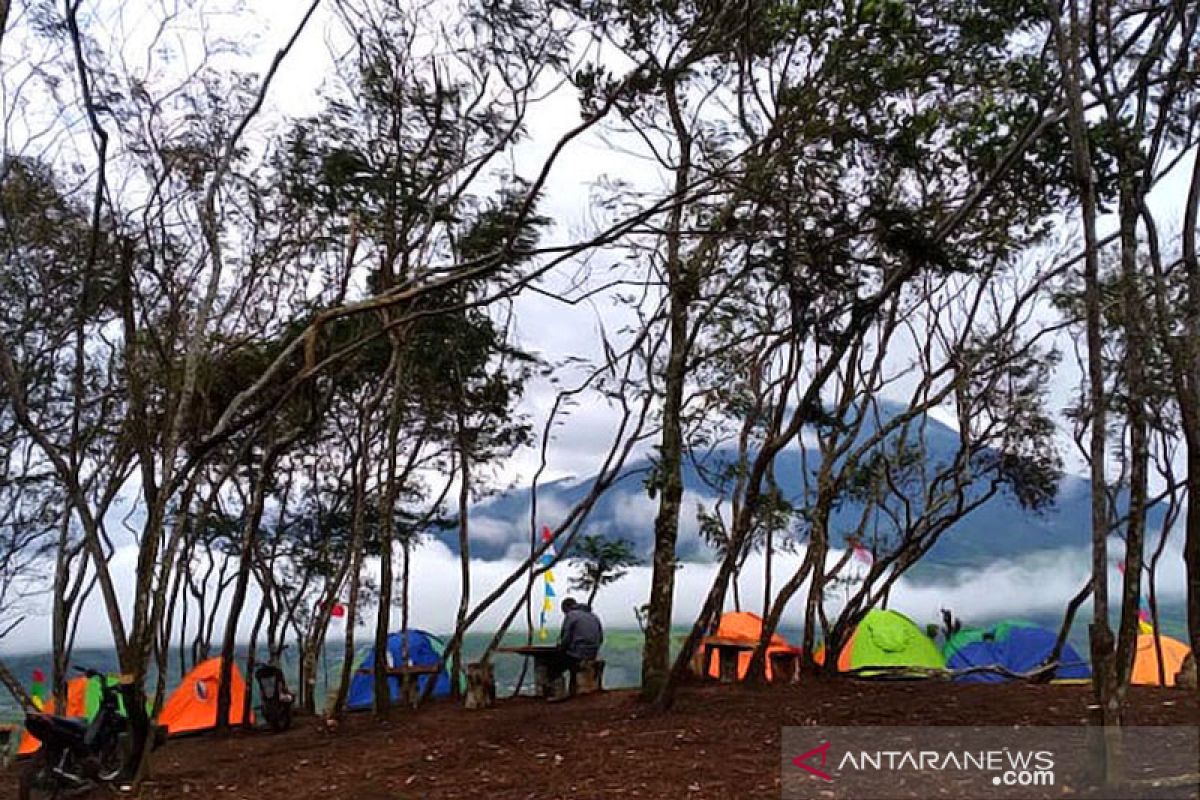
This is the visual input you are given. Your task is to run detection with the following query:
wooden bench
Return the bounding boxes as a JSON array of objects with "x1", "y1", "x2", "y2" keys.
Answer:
[
  {"x1": 464, "y1": 662, "x2": 496, "y2": 709},
  {"x1": 569, "y1": 659, "x2": 605, "y2": 696},
  {"x1": 356, "y1": 665, "x2": 442, "y2": 707},
  {"x1": 769, "y1": 649, "x2": 800, "y2": 684}
]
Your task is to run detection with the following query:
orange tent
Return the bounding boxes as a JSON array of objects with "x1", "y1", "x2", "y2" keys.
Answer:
[
  {"x1": 18, "y1": 675, "x2": 93, "y2": 755},
  {"x1": 159, "y1": 658, "x2": 252, "y2": 735},
  {"x1": 1131, "y1": 633, "x2": 1190, "y2": 687},
  {"x1": 700, "y1": 611, "x2": 799, "y2": 681}
]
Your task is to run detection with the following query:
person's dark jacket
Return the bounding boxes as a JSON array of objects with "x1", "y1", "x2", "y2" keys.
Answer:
[{"x1": 559, "y1": 604, "x2": 604, "y2": 660}]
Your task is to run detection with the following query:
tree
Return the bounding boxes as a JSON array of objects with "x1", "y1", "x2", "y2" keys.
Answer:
[
  {"x1": 567, "y1": 535, "x2": 642, "y2": 606},
  {"x1": 1048, "y1": 0, "x2": 1199, "y2": 784},
  {"x1": 615, "y1": 0, "x2": 1082, "y2": 707}
]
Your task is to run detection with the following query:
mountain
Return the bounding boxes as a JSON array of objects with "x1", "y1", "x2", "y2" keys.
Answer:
[{"x1": 447, "y1": 405, "x2": 1162, "y2": 569}]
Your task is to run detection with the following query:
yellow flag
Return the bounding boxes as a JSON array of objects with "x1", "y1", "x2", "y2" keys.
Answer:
[
  {"x1": 545, "y1": 570, "x2": 555, "y2": 583},
  {"x1": 543, "y1": 597, "x2": 553, "y2": 611},
  {"x1": 1138, "y1": 619, "x2": 1154, "y2": 635},
  {"x1": 538, "y1": 628, "x2": 548, "y2": 641}
]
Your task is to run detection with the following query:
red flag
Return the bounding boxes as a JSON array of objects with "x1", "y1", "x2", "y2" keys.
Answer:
[
  {"x1": 331, "y1": 603, "x2": 346, "y2": 618},
  {"x1": 542, "y1": 525, "x2": 553, "y2": 543},
  {"x1": 32, "y1": 668, "x2": 45, "y2": 683}
]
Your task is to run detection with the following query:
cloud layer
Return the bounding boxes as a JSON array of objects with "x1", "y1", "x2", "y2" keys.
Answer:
[{"x1": 2, "y1": 535, "x2": 1186, "y2": 656}]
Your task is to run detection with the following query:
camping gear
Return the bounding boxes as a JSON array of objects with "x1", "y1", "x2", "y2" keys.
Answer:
[
  {"x1": 18, "y1": 667, "x2": 134, "y2": 799},
  {"x1": 346, "y1": 630, "x2": 453, "y2": 709},
  {"x1": 254, "y1": 664, "x2": 294, "y2": 732},
  {"x1": 159, "y1": 657, "x2": 252, "y2": 735},
  {"x1": 1130, "y1": 633, "x2": 1191, "y2": 687},
  {"x1": 817, "y1": 608, "x2": 945, "y2": 676},
  {"x1": 943, "y1": 620, "x2": 1090, "y2": 683},
  {"x1": 698, "y1": 611, "x2": 800, "y2": 682}
]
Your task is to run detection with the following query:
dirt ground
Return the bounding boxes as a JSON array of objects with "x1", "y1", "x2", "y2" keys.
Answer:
[{"x1": 3, "y1": 680, "x2": 1198, "y2": 800}]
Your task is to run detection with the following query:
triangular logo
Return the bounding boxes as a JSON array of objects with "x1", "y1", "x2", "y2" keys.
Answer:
[{"x1": 791, "y1": 741, "x2": 833, "y2": 782}]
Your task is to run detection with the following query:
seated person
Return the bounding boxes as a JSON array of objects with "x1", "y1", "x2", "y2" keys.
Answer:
[{"x1": 546, "y1": 597, "x2": 603, "y2": 692}]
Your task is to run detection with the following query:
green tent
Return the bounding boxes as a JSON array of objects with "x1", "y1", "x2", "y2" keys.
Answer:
[{"x1": 823, "y1": 609, "x2": 945, "y2": 676}]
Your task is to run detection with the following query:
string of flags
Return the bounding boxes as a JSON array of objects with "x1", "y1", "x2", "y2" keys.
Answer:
[{"x1": 538, "y1": 525, "x2": 556, "y2": 641}]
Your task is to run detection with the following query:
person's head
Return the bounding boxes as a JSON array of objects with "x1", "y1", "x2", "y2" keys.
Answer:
[{"x1": 561, "y1": 597, "x2": 578, "y2": 614}]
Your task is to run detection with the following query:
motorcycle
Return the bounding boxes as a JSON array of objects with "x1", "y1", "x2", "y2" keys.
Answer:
[
  {"x1": 19, "y1": 667, "x2": 134, "y2": 799},
  {"x1": 254, "y1": 663, "x2": 294, "y2": 733}
]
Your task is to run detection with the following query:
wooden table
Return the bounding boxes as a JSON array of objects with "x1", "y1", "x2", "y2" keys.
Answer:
[
  {"x1": 702, "y1": 637, "x2": 756, "y2": 683},
  {"x1": 495, "y1": 645, "x2": 565, "y2": 698},
  {"x1": 357, "y1": 665, "x2": 442, "y2": 706},
  {"x1": 702, "y1": 639, "x2": 802, "y2": 683}
]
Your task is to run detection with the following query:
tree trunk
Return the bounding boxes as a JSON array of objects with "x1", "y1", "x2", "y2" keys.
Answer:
[
  {"x1": 747, "y1": 550, "x2": 817, "y2": 683},
  {"x1": 329, "y1": 534, "x2": 365, "y2": 717},
  {"x1": 1113, "y1": 179, "x2": 1149, "y2": 694},
  {"x1": 216, "y1": 458, "x2": 273, "y2": 730},
  {"x1": 640, "y1": 75, "x2": 693, "y2": 702},
  {"x1": 1049, "y1": 0, "x2": 1117, "y2": 782},
  {"x1": 1047, "y1": 578, "x2": 1091, "y2": 673},
  {"x1": 1181, "y1": 147, "x2": 1200, "y2": 689},
  {"x1": 374, "y1": 395, "x2": 402, "y2": 719},
  {"x1": 451, "y1": 441, "x2": 471, "y2": 700},
  {"x1": 243, "y1": 593, "x2": 269, "y2": 728}
]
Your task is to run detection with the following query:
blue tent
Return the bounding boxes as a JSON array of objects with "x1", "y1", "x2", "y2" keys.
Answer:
[
  {"x1": 943, "y1": 620, "x2": 1090, "y2": 683},
  {"x1": 346, "y1": 630, "x2": 452, "y2": 709}
]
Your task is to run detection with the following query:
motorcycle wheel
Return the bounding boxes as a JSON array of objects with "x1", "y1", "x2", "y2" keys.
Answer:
[
  {"x1": 94, "y1": 735, "x2": 126, "y2": 782},
  {"x1": 18, "y1": 753, "x2": 63, "y2": 800}
]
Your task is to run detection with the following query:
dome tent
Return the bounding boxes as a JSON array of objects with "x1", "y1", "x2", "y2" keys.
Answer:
[
  {"x1": 943, "y1": 620, "x2": 1090, "y2": 683},
  {"x1": 346, "y1": 629, "x2": 452, "y2": 710},
  {"x1": 1131, "y1": 632, "x2": 1191, "y2": 687},
  {"x1": 159, "y1": 657, "x2": 252, "y2": 735},
  {"x1": 698, "y1": 611, "x2": 800, "y2": 681},
  {"x1": 818, "y1": 608, "x2": 945, "y2": 676}
]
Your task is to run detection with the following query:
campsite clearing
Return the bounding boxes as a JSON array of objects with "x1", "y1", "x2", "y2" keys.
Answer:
[{"x1": 3, "y1": 680, "x2": 1196, "y2": 799}]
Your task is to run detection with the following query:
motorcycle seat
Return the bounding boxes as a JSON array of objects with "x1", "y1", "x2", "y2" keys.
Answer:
[{"x1": 55, "y1": 716, "x2": 90, "y2": 737}]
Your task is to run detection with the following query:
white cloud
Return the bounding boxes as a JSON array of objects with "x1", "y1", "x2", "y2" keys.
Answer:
[{"x1": 6, "y1": 532, "x2": 1185, "y2": 658}]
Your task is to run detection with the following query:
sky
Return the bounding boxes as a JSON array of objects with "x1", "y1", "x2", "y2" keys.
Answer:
[{"x1": 0, "y1": 1, "x2": 1196, "y2": 655}]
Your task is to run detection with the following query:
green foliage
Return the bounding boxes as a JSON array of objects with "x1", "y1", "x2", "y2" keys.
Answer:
[{"x1": 567, "y1": 534, "x2": 643, "y2": 603}]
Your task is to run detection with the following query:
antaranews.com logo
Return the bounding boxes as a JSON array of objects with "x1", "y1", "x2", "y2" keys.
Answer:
[
  {"x1": 791, "y1": 739, "x2": 1056, "y2": 787},
  {"x1": 780, "y1": 726, "x2": 1199, "y2": 800}
]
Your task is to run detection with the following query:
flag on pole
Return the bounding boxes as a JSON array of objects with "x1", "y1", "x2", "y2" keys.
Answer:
[
  {"x1": 331, "y1": 602, "x2": 346, "y2": 619},
  {"x1": 30, "y1": 669, "x2": 45, "y2": 711},
  {"x1": 537, "y1": 525, "x2": 556, "y2": 641}
]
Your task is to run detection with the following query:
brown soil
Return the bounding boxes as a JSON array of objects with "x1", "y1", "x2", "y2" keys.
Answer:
[{"x1": 3, "y1": 681, "x2": 1197, "y2": 799}]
